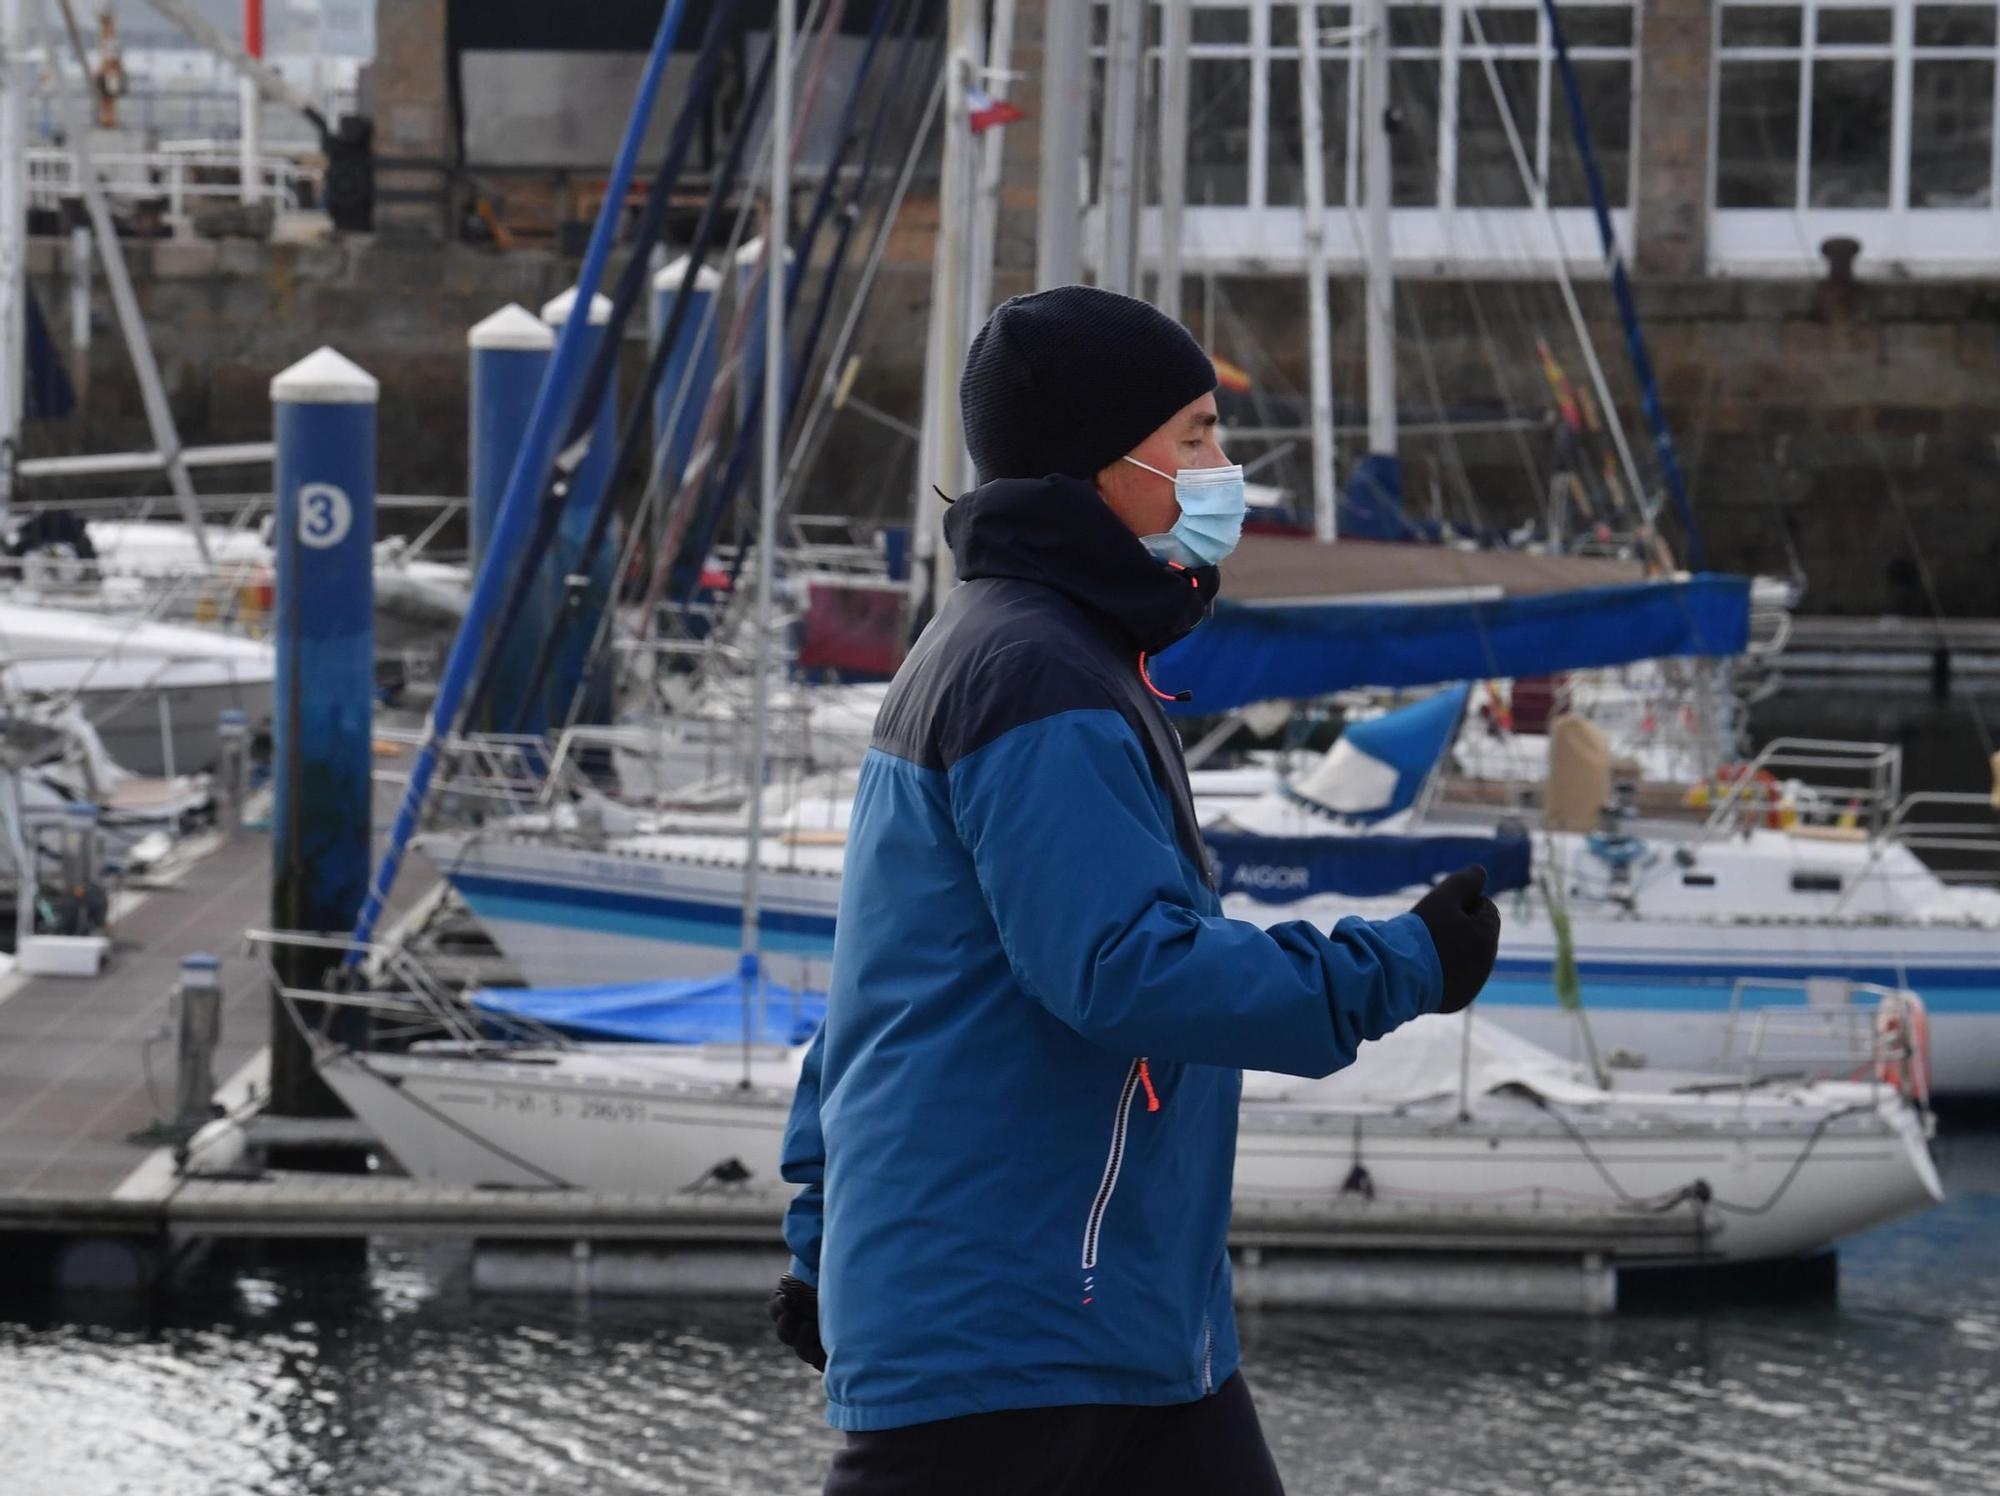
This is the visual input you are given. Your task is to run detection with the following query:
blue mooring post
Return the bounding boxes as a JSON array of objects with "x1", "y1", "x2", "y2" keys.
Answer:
[
  {"x1": 268, "y1": 346, "x2": 377, "y2": 1117},
  {"x1": 731, "y1": 236, "x2": 794, "y2": 423},
  {"x1": 468, "y1": 304, "x2": 556, "y2": 737},
  {"x1": 540, "y1": 287, "x2": 620, "y2": 728},
  {"x1": 650, "y1": 253, "x2": 722, "y2": 495}
]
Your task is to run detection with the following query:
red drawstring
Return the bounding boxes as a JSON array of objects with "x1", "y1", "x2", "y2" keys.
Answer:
[
  {"x1": 1137, "y1": 563, "x2": 1201, "y2": 703},
  {"x1": 1138, "y1": 653, "x2": 1192, "y2": 704},
  {"x1": 1137, "y1": 1059, "x2": 1161, "y2": 1112}
]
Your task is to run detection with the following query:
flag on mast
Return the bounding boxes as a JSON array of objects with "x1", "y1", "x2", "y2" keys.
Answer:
[{"x1": 967, "y1": 84, "x2": 1024, "y2": 134}]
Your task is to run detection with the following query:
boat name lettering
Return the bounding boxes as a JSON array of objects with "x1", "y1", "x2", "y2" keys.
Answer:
[
  {"x1": 490, "y1": 1089, "x2": 647, "y2": 1126},
  {"x1": 1230, "y1": 863, "x2": 1310, "y2": 892},
  {"x1": 580, "y1": 858, "x2": 664, "y2": 887}
]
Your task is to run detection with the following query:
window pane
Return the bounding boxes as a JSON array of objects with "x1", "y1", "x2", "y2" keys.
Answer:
[
  {"x1": 1463, "y1": 8, "x2": 1539, "y2": 45},
  {"x1": 1271, "y1": 6, "x2": 1353, "y2": 46},
  {"x1": 1809, "y1": 59, "x2": 1893, "y2": 205},
  {"x1": 1716, "y1": 59, "x2": 1801, "y2": 205},
  {"x1": 1548, "y1": 59, "x2": 1634, "y2": 206},
  {"x1": 1185, "y1": 57, "x2": 1253, "y2": 205},
  {"x1": 1388, "y1": 57, "x2": 1443, "y2": 202},
  {"x1": 1916, "y1": 6, "x2": 1999, "y2": 47},
  {"x1": 1456, "y1": 57, "x2": 1538, "y2": 204},
  {"x1": 1267, "y1": 60, "x2": 1352, "y2": 206},
  {"x1": 1094, "y1": 5, "x2": 1163, "y2": 48},
  {"x1": 1190, "y1": 8, "x2": 1251, "y2": 45},
  {"x1": 1911, "y1": 58, "x2": 1996, "y2": 205},
  {"x1": 1720, "y1": 5, "x2": 1803, "y2": 47},
  {"x1": 1815, "y1": 8, "x2": 1893, "y2": 45},
  {"x1": 1555, "y1": 6, "x2": 1636, "y2": 48},
  {"x1": 1389, "y1": 4, "x2": 1445, "y2": 48}
]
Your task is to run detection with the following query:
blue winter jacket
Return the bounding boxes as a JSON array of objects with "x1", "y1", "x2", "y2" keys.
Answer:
[{"x1": 780, "y1": 475, "x2": 1443, "y2": 1432}]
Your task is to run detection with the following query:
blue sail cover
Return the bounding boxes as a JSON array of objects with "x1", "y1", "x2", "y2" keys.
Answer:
[
  {"x1": 1154, "y1": 573, "x2": 1750, "y2": 716},
  {"x1": 472, "y1": 973, "x2": 827, "y2": 1045},
  {"x1": 1206, "y1": 828, "x2": 1532, "y2": 903}
]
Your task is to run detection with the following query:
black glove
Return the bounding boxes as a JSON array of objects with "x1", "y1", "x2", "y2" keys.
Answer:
[
  {"x1": 1411, "y1": 864, "x2": 1501, "y2": 1015},
  {"x1": 767, "y1": 1273, "x2": 827, "y2": 1372}
]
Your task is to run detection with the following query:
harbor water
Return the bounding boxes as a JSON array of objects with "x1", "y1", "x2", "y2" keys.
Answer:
[{"x1": 6, "y1": 1120, "x2": 1995, "y2": 1496}]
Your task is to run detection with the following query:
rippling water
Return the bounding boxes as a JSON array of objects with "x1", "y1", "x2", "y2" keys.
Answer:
[{"x1": 7, "y1": 1125, "x2": 1996, "y2": 1496}]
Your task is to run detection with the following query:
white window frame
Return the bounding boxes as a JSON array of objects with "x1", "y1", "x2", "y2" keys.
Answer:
[
  {"x1": 1080, "y1": 0, "x2": 1639, "y2": 278},
  {"x1": 1710, "y1": 1, "x2": 2000, "y2": 275}
]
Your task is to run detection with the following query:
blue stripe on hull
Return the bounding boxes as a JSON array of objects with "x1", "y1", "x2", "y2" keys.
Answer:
[
  {"x1": 449, "y1": 872, "x2": 2000, "y2": 1015},
  {"x1": 451, "y1": 873, "x2": 838, "y2": 957}
]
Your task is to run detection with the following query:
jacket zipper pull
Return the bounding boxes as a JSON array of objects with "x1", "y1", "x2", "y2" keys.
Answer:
[{"x1": 1136, "y1": 1058, "x2": 1161, "y2": 1113}]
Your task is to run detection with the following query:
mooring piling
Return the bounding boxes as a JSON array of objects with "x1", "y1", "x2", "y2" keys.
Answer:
[
  {"x1": 539, "y1": 286, "x2": 619, "y2": 727},
  {"x1": 650, "y1": 253, "x2": 721, "y2": 501},
  {"x1": 467, "y1": 302, "x2": 557, "y2": 736},
  {"x1": 267, "y1": 345, "x2": 377, "y2": 1117}
]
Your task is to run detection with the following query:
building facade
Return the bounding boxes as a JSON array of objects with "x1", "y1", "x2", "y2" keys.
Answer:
[{"x1": 1054, "y1": 1, "x2": 2000, "y2": 280}]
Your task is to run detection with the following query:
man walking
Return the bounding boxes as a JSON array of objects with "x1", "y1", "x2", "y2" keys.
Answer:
[{"x1": 770, "y1": 287, "x2": 1501, "y2": 1494}]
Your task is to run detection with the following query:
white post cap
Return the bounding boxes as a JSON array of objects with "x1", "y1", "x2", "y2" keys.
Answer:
[
  {"x1": 270, "y1": 346, "x2": 380, "y2": 405},
  {"x1": 541, "y1": 286, "x2": 615, "y2": 327},
  {"x1": 655, "y1": 254, "x2": 723, "y2": 293},
  {"x1": 469, "y1": 302, "x2": 556, "y2": 352},
  {"x1": 733, "y1": 235, "x2": 796, "y2": 268}
]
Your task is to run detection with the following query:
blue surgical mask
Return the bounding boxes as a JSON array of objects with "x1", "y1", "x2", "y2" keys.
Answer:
[{"x1": 1124, "y1": 456, "x2": 1248, "y2": 568}]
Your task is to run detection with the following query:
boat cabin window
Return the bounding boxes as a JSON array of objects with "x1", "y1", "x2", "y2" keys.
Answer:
[
  {"x1": 1789, "y1": 870, "x2": 1844, "y2": 893},
  {"x1": 1681, "y1": 872, "x2": 1717, "y2": 888}
]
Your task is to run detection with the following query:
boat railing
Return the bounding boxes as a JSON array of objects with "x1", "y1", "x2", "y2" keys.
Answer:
[
  {"x1": 1869, "y1": 791, "x2": 2000, "y2": 887},
  {"x1": 1696, "y1": 737, "x2": 1902, "y2": 841},
  {"x1": 368, "y1": 729, "x2": 596, "y2": 820},
  {"x1": 26, "y1": 145, "x2": 319, "y2": 216},
  {"x1": 1718, "y1": 977, "x2": 1930, "y2": 1110},
  {"x1": 244, "y1": 928, "x2": 576, "y2": 1054}
]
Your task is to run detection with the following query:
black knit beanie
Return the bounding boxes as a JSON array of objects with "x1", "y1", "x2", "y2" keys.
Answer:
[{"x1": 959, "y1": 286, "x2": 1217, "y2": 484}]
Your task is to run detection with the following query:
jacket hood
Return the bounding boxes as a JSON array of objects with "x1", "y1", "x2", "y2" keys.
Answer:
[{"x1": 941, "y1": 475, "x2": 1218, "y2": 657}]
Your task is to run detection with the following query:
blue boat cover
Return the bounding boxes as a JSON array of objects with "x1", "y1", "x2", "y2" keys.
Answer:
[
  {"x1": 1308, "y1": 682, "x2": 1469, "y2": 823},
  {"x1": 471, "y1": 972, "x2": 827, "y2": 1046},
  {"x1": 1205, "y1": 828, "x2": 1533, "y2": 903},
  {"x1": 1155, "y1": 572, "x2": 1750, "y2": 715}
]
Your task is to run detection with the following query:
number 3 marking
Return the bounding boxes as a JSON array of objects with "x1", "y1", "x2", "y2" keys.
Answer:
[{"x1": 298, "y1": 482, "x2": 353, "y2": 550}]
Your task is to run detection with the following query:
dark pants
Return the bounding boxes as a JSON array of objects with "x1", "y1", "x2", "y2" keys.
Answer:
[{"x1": 822, "y1": 1372, "x2": 1285, "y2": 1496}]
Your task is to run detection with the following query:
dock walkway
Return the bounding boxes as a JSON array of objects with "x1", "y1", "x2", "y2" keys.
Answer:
[{"x1": 0, "y1": 831, "x2": 270, "y2": 1206}]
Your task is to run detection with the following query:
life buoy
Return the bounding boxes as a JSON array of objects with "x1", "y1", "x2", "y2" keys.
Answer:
[
  {"x1": 1709, "y1": 763, "x2": 1785, "y2": 829},
  {"x1": 1873, "y1": 993, "x2": 1932, "y2": 1104}
]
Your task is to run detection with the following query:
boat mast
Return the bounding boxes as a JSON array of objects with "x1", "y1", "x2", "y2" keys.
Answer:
[
  {"x1": 1034, "y1": 0, "x2": 1088, "y2": 288},
  {"x1": 0, "y1": 0, "x2": 24, "y2": 543},
  {"x1": 1362, "y1": 0, "x2": 1397, "y2": 466},
  {"x1": 1096, "y1": 0, "x2": 1143, "y2": 295},
  {"x1": 911, "y1": 0, "x2": 982, "y2": 626},
  {"x1": 1295, "y1": 2, "x2": 1337, "y2": 540},
  {"x1": 1154, "y1": 0, "x2": 1191, "y2": 320},
  {"x1": 966, "y1": 0, "x2": 1015, "y2": 331},
  {"x1": 739, "y1": 0, "x2": 796, "y2": 1079}
]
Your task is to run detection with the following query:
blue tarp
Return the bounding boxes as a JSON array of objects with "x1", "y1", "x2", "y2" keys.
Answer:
[
  {"x1": 471, "y1": 973, "x2": 827, "y2": 1046},
  {"x1": 1154, "y1": 573, "x2": 1750, "y2": 716},
  {"x1": 1205, "y1": 829, "x2": 1533, "y2": 904},
  {"x1": 1325, "y1": 682, "x2": 1470, "y2": 823}
]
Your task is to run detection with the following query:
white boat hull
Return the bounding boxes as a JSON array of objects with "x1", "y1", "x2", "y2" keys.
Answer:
[{"x1": 321, "y1": 1030, "x2": 1943, "y2": 1268}]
